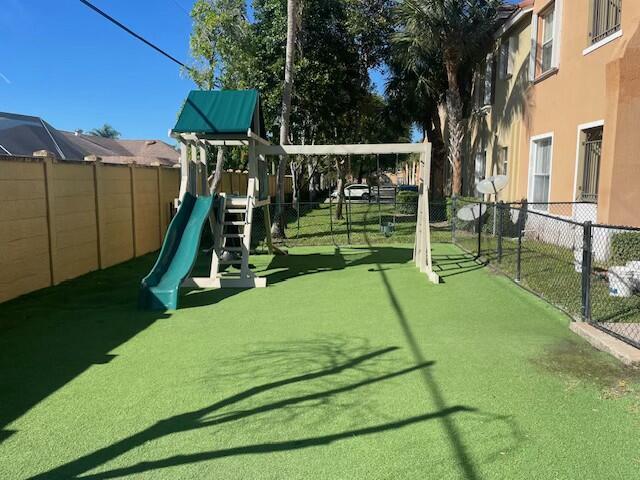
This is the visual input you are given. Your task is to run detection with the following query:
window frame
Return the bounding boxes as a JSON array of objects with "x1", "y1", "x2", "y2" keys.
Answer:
[
  {"x1": 528, "y1": 133, "x2": 554, "y2": 211},
  {"x1": 530, "y1": 1, "x2": 563, "y2": 82},
  {"x1": 573, "y1": 121, "x2": 605, "y2": 203},
  {"x1": 539, "y1": 6, "x2": 555, "y2": 76},
  {"x1": 588, "y1": 0, "x2": 622, "y2": 47}
]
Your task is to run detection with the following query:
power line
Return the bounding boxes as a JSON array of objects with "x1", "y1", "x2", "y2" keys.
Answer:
[{"x1": 78, "y1": 0, "x2": 189, "y2": 70}]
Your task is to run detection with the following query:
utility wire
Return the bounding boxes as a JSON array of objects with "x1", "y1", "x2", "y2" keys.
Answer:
[{"x1": 78, "y1": 0, "x2": 190, "y2": 70}]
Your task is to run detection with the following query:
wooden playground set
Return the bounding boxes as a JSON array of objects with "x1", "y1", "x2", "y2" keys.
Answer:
[{"x1": 139, "y1": 89, "x2": 438, "y2": 310}]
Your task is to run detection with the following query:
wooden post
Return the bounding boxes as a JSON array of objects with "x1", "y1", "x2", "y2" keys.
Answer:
[
  {"x1": 39, "y1": 153, "x2": 58, "y2": 285},
  {"x1": 199, "y1": 143, "x2": 208, "y2": 196},
  {"x1": 156, "y1": 164, "x2": 164, "y2": 242},
  {"x1": 190, "y1": 143, "x2": 198, "y2": 195},
  {"x1": 178, "y1": 141, "x2": 188, "y2": 200}
]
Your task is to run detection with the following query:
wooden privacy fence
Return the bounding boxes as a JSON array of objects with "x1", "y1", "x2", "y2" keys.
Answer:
[
  {"x1": 0, "y1": 156, "x2": 293, "y2": 303},
  {"x1": 0, "y1": 155, "x2": 180, "y2": 303},
  {"x1": 218, "y1": 169, "x2": 293, "y2": 196}
]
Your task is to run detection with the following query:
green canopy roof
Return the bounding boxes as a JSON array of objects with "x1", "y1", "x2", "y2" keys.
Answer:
[{"x1": 173, "y1": 90, "x2": 265, "y2": 138}]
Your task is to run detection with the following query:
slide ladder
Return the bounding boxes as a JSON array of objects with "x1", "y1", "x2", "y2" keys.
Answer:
[{"x1": 208, "y1": 194, "x2": 265, "y2": 288}]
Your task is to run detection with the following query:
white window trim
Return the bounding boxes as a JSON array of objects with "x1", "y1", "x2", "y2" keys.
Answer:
[
  {"x1": 530, "y1": 1, "x2": 563, "y2": 81},
  {"x1": 529, "y1": 13, "x2": 539, "y2": 81},
  {"x1": 528, "y1": 132, "x2": 554, "y2": 211},
  {"x1": 552, "y1": 0, "x2": 563, "y2": 69},
  {"x1": 540, "y1": 7, "x2": 556, "y2": 74},
  {"x1": 583, "y1": 30, "x2": 623, "y2": 56},
  {"x1": 572, "y1": 120, "x2": 605, "y2": 202}
]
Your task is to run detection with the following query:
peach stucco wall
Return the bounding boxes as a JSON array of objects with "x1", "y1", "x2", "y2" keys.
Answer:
[{"x1": 517, "y1": 0, "x2": 640, "y2": 225}]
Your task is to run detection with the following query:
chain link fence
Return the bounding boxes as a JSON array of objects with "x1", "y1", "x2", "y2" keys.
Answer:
[
  {"x1": 251, "y1": 197, "x2": 450, "y2": 249},
  {"x1": 452, "y1": 198, "x2": 640, "y2": 350}
]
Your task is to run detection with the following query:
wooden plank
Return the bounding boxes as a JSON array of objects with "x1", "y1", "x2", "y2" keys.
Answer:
[{"x1": 256, "y1": 143, "x2": 430, "y2": 156}]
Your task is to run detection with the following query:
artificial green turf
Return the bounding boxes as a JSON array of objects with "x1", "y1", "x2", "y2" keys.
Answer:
[{"x1": 1, "y1": 244, "x2": 639, "y2": 479}]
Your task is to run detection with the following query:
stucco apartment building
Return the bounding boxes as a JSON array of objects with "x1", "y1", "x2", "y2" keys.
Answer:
[{"x1": 468, "y1": 0, "x2": 639, "y2": 227}]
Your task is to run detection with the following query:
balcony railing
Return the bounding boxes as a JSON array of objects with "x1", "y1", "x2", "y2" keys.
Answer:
[{"x1": 590, "y1": 0, "x2": 622, "y2": 45}]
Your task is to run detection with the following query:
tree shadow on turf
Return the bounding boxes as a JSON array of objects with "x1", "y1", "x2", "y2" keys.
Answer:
[
  {"x1": 27, "y1": 337, "x2": 472, "y2": 480},
  {"x1": 361, "y1": 216, "x2": 524, "y2": 480},
  {"x1": 0, "y1": 255, "x2": 169, "y2": 445},
  {"x1": 431, "y1": 252, "x2": 488, "y2": 280},
  {"x1": 181, "y1": 246, "x2": 416, "y2": 308}
]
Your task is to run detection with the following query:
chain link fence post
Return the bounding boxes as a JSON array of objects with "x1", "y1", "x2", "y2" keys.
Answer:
[
  {"x1": 497, "y1": 201, "x2": 504, "y2": 263},
  {"x1": 515, "y1": 207, "x2": 524, "y2": 283},
  {"x1": 477, "y1": 203, "x2": 483, "y2": 258},
  {"x1": 451, "y1": 195, "x2": 457, "y2": 244},
  {"x1": 347, "y1": 193, "x2": 352, "y2": 245},
  {"x1": 581, "y1": 221, "x2": 593, "y2": 322}
]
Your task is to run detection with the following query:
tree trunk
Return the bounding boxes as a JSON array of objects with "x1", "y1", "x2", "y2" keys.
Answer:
[
  {"x1": 308, "y1": 162, "x2": 317, "y2": 203},
  {"x1": 334, "y1": 157, "x2": 347, "y2": 220},
  {"x1": 272, "y1": 0, "x2": 297, "y2": 238},
  {"x1": 209, "y1": 146, "x2": 226, "y2": 195},
  {"x1": 444, "y1": 52, "x2": 464, "y2": 196},
  {"x1": 424, "y1": 106, "x2": 447, "y2": 199},
  {"x1": 290, "y1": 162, "x2": 301, "y2": 208}
]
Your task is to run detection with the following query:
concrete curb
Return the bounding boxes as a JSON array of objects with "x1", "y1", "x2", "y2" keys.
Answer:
[{"x1": 570, "y1": 322, "x2": 640, "y2": 366}]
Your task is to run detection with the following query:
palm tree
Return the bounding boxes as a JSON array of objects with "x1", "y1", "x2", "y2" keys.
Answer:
[
  {"x1": 386, "y1": 42, "x2": 448, "y2": 197},
  {"x1": 394, "y1": 0, "x2": 504, "y2": 196},
  {"x1": 272, "y1": 0, "x2": 298, "y2": 238},
  {"x1": 89, "y1": 124, "x2": 121, "y2": 139}
]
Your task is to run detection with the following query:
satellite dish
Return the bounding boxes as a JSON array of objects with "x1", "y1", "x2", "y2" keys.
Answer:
[
  {"x1": 476, "y1": 175, "x2": 509, "y2": 195},
  {"x1": 457, "y1": 203, "x2": 487, "y2": 222}
]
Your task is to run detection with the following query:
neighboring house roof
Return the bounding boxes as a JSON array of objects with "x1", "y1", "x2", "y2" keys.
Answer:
[
  {"x1": 60, "y1": 132, "x2": 179, "y2": 166},
  {"x1": 0, "y1": 111, "x2": 178, "y2": 166},
  {"x1": 0, "y1": 112, "x2": 85, "y2": 159},
  {"x1": 172, "y1": 89, "x2": 265, "y2": 138}
]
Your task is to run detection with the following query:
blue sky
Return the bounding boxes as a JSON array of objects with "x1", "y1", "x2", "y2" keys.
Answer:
[{"x1": 0, "y1": 0, "x2": 388, "y2": 140}]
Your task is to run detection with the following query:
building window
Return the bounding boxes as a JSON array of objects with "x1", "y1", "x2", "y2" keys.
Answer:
[
  {"x1": 484, "y1": 54, "x2": 494, "y2": 106},
  {"x1": 474, "y1": 151, "x2": 487, "y2": 193},
  {"x1": 590, "y1": 0, "x2": 622, "y2": 45},
  {"x1": 577, "y1": 126, "x2": 603, "y2": 203},
  {"x1": 499, "y1": 37, "x2": 517, "y2": 80},
  {"x1": 498, "y1": 147, "x2": 509, "y2": 176},
  {"x1": 529, "y1": 136, "x2": 553, "y2": 209},
  {"x1": 539, "y1": 7, "x2": 555, "y2": 74},
  {"x1": 475, "y1": 55, "x2": 495, "y2": 108}
]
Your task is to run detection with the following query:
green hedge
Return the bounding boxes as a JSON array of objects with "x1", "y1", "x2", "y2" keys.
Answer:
[
  {"x1": 396, "y1": 191, "x2": 419, "y2": 214},
  {"x1": 611, "y1": 231, "x2": 640, "y2": 264}
]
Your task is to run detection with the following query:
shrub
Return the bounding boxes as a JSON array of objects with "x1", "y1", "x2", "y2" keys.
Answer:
[
  {"x1": 611, "y1": 231, "x2": 640, "y2": 264},
  {"x1": 396, "y1": 190, "x2": 419, "y2": 214}
]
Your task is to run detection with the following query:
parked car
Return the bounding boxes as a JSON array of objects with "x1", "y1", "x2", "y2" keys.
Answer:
[{"x1": 331, "y1": 183, "x2": 371, "y2": 200}]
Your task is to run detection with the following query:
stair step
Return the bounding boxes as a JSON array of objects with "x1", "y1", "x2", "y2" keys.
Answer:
[
  {"x1": 224, "y1": 221, "x2": 246, "y2": 226},
  {"x1": 223, "y1": 233, "x2": 245, "y2": 238},
  {"x1": 225, "y1": 209, "x2": 246, "y2": 214},
  {"x1": 223, "y1": 247, "x2": 244, "y2": 252}
]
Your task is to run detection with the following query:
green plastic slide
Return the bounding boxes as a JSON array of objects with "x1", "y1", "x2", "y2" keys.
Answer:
[{"x1": 139, "y1": 192, "x2": 213, "y2": 310}]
